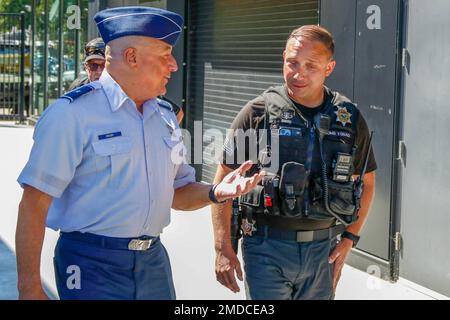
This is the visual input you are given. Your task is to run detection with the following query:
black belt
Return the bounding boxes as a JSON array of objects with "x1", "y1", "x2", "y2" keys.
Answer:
[
  {"x1": 252, "y1": 223, "x2": 346, "y2": 243},
  {"x1": 60, "y1": 232, "x2": 159, "y2": 251},
  {"x1": 254, "y1": 213, "x2": 336, "y2": 231}
]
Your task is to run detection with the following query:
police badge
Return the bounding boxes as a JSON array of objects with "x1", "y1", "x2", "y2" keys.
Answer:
[
  {"x1": 281, "y1": 110, "x2": 294, "y2": 120},
  {"x1": 241, "y1": 218, "x2": 257, "y2": 236},
  {"x1": 334, "y1": 106, "x2": 352, "y2": 126}
]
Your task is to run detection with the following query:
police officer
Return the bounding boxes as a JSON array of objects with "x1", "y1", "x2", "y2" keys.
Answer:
[
  {"x1": 16, "y1": 6, "x2": 264, "y2": 300},
  {"x1": 67, "y1": 37, "x2": 106, "y2": 91},
  {"x1": 212, "y1": 25, "x2": 377, "y2": 300}
]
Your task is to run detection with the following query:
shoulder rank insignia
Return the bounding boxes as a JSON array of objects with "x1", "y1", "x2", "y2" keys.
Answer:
[
  {"x1": 334, "y1": 106, "x2": 352, "y2": 126},
  {"x1": 60, "y1": 84, "x2": 96, "y2": 103},
  {"x1": 157, "y1": 97, "x2": 174, "y2": 112}
]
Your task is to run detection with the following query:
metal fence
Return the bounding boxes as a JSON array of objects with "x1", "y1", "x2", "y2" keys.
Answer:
[{"x1": 0, "y1": 13, "x2": 27, "y2": 122}]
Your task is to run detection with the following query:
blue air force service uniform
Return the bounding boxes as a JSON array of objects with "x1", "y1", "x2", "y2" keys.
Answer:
[{"x1": 17, "y1": 7, "x2": 193, "y2": 300}]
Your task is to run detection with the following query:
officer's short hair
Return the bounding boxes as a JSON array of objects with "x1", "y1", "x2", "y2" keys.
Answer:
[{"x1": 287, "y1": 25, "x2": 335, "y2": 59}]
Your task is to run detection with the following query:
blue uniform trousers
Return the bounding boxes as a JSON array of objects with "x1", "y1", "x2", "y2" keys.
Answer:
[
  {"x1": 242, "y1": 228, "x2": 337, "y2": 300},
  {"x1": 53, "y1": 232, "x2": 175, "y2": 300}
]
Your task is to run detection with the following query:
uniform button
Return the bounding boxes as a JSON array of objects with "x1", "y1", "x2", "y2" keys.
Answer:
[
  {"x1": 151, "y1": 200, "x2": 155, "y2": 205},
  {"x1": 148, "y1": 171, "x2": 152, "y2": 176}
]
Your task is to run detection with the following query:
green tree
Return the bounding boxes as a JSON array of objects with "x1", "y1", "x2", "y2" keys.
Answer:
[{"x1": 0, "y1": 0, "x2": 37, "y2": 30}]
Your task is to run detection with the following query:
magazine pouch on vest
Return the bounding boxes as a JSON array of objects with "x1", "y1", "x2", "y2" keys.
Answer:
[
  {"x1": 240, "y1": 184, "x2": 265, "y2": 217},
  {"x1": 279, "y1": 162, "x2": 307, "y2": 217},
  {"x1": 312, "y1": 177, "x2": 357, "y2": 223}
]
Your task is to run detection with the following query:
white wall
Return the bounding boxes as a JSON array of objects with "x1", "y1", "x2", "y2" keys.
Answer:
[
  {"x1": 0, "y1": 124, "x2": 60, "y2": 296},
  {"x1": 0, "y1": 124, "x2": 243, "y2": 299}
]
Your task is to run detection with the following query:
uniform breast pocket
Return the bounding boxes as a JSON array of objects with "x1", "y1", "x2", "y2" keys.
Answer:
[
  {"x1": 163, "y1": 136, "x2": 186, "y2": 163},
  {"x1": 163, "y1": 136, "x2": 186, "y2": 178},
  {"x1": 92, "y1": 137, "x2": 133, "y2": 189}
]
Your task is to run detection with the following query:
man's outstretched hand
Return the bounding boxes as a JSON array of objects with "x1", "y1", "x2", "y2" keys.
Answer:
[{"x1": 214, "y1": 161, "x2": 265, "y2": 202}]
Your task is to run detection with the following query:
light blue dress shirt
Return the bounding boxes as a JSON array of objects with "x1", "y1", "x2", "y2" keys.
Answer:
[{"x1": 18, "y1": 70, "x2": 195, "y2": 237}]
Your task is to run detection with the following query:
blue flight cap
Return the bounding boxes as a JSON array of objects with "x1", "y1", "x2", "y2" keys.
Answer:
[{"x1": 94, "y1": 6, "x2": 183, "y2": 46}]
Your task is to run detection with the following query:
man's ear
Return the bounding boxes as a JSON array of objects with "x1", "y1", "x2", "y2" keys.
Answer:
[
  {"x1": 325, "y1": 59, "x2": 336, "y2": 77},
  {"x1": 282, "y1": 50, "x2": 286, "y2": 62},
  {"x1": 123, "y1": 47, "x2": 137, "y2": 67}
]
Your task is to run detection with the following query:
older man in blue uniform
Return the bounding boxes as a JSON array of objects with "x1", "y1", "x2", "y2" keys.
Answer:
[{"x1": 15, "y1": 7, "x2": 264, "y2": 300}]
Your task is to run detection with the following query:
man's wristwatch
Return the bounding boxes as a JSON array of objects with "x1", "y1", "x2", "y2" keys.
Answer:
[
  {"x1": 341, "y1": 231, "x2": 360, "y2": 248},
  {"x1": 209, "y1": 184, "x2": 227, "y2": 204}
]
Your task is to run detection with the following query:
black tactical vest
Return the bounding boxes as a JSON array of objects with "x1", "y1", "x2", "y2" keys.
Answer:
[{"x1": 240, "y1": 86, "x2": 360, "y2": 229}]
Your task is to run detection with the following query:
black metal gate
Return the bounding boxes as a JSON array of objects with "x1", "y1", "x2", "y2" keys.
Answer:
[{"x1": 0, "y1": 13, "x2": 27, "y2": 122}]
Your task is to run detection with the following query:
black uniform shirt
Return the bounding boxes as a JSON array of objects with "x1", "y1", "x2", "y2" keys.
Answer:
[{"x1": 222, "y1": 88, "x2": 377, "y2": 175}]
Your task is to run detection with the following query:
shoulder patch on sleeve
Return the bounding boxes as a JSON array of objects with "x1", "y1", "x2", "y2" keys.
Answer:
[
  {"x1": 157, "y1": 97, "x2": 174, "y2": 112},
  {"x1": 60, "y1": 83, "x2": 97, "y2": 103}
]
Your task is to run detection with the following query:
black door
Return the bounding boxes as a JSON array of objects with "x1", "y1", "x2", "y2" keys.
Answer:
[{"x1": 320, "y1": 0, "x2": 403, "y2": 279}]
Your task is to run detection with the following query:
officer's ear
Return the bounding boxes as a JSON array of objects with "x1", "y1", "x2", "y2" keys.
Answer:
[
  {"x1": 123, "y1": 47, "x2": 138, "y2": 67},
  {"x1": 325, "y1": 59, "x2": 336, "y2": 77}
]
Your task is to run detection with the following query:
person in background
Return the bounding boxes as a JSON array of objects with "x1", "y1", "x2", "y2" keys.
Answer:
[{"x1": 67, "y1": 37, "x2": 105, "y2": 91}]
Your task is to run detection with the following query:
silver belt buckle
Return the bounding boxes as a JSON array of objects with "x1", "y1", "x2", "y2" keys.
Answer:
[
  {"x1": 128, "y1": 239, "x2": 152, "y2": 251},
  {"x1": 296, "y1": 231, "x2": 314, "y2": 242}
]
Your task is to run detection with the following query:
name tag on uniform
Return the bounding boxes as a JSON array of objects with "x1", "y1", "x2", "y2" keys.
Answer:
[
  {"x1": 98, "y1": 131, "x2": 122, "y2": 140},
  {"x1": 328, "y1": 130, "x2": 351, "y2": 138}
]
